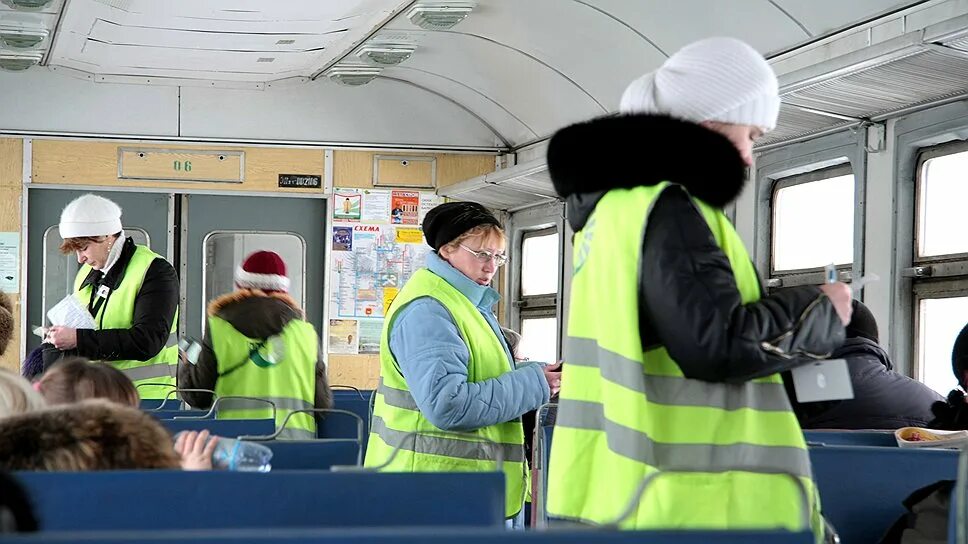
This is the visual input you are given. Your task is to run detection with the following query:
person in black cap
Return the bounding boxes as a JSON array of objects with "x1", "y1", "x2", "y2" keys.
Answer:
[
  {"x1": 785, "y1": 300, "x2": 942, "y2": 429},
  {"x1": 364, "y1": 201, "x2": 560, "y2": 526}
]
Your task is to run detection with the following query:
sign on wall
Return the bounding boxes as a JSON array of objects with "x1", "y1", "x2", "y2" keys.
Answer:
[
  {"x1": 118, "y1": 148, "x2": 244, "y2": 183},
  {"x1": 328, "y1": 187, "x2": 443, "y2": 355}
]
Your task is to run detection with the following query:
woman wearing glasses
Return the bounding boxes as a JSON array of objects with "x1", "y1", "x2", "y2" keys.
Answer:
[{"x1": 365, "y1": 201, "x2": 561, "y2": 527}]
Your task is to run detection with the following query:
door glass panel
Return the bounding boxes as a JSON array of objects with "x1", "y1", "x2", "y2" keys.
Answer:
[
  {"x1": 522, "y1": 231, "x2": 559, "y2": 296},
  {"x1": 917, "y1": 151, "x2": 968, "y2": 257},
  {"x1": 772, "y1": 174, "x2": 854, "y2": 271},
  {"x1": 203, "y1": 232, "x2": 305, "y2": 311},
  {"x1": 43, "y1": 226, "x2": 149, "y2": 319},
  {"x1": 520, "y1": 317, "x2": 558, "y2": 365},
  {"x1": 917, "y1": 296, "x2": 968, "y2": 395}
]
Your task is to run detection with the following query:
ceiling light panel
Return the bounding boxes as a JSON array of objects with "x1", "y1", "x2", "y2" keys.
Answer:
[{"x1": 406, "y1": 1, "x2": 476, "y2": 31}]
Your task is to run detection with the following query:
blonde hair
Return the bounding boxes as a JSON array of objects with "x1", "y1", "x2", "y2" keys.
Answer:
[
  {"x1": 440, "y1": 224, "x2": 506, "y2": 254},
  {"x1": 0, "y1": 369, "x2": 46, "y2": 418}
]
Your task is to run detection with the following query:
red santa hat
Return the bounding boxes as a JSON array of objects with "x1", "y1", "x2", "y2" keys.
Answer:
[{"x1": 235, "y1": 251, "x2": 290, "y2": 293}]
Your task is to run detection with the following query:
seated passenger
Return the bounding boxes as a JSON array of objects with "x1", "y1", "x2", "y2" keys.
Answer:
[
  {"x1": 178, "y1": 251, "x2": 332, "y2": 439},
  {"x1": 928, "y1": 322, "x2": 968, "y2": 430},
  {"x1": 786, "y1": 300, "x2": 942, "y2": 429},
  {"x1": 35, "y1": 357, "x2": 139, "y2": 407},
  {"x1": 0, "y1": 399, "x2": 181, "y2": 470},
  {"x1": 0, "y1": 369, "x2": 45, "y2": 418}
]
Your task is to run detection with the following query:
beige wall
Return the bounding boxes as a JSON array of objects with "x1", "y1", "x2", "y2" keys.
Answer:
[{"x1": 0, "y1": 139, "x2": 22, "y2": 371}]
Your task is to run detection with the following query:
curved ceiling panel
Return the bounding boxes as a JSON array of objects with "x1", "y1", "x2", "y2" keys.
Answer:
[
  {"x1": 372, "y1": 30, "x2": 606, "y2": 143},
  {"x1": 179, "y1": 78, "x2": 503, "y2": 149},
  {"x1": 385, "y1": 0, "x2": 667, "y2": 113},
  {"x1": 583, "y1": 0, "x2": 810, "y2": 56},
  {"x1": 771, "y1": 0, "x2": 918, "y2": 36}
]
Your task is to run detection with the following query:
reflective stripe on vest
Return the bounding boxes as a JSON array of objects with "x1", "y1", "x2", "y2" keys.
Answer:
[
  {"x1": 547, "y1": 183, "x2": 820, "y2": 533},
  {"x1": 74, "y1": 245, "x2": 178, "y2": 400},
  {"x1": 364, "y1": 268, "x2": 528, "y2": 519},
  {"x1": 210, "y1": 315, "x2": 318, "y2": 439}
]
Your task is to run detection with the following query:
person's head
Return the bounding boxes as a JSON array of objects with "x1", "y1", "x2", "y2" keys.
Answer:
[
  {"x1": 501, "y1": 327, "x2": 525, "y2": 362},
  {"x1": 58, "y1": 194, "x2": 123, "y2": 270},
  {"x1": 844, "y1": 300, "x2": 879, "y2": 344},
  {"x1": 0, "y1": 369, "x2": 45, "y2": 419},
  {"x1": 235, "y1": 251, "x2": 290, "y2": 294},
  {"x1": 952, "y1": 322, "x2": 968, "y2": 390},
  {"x1": 36, "y1": 358, "x2": 138, "y2": 408},
  {"x1": 0, "y1": 290, "x2": 12, "y2": 356},
  {"x1": 0, "y1": 399, "x2": 180, "y2": 471},
  {"x1": 619, "y1": 37, "x2": 779, "y2": 166},
  {"x1": 423, "y1": 202, "x2": 506, "y2": 286}
]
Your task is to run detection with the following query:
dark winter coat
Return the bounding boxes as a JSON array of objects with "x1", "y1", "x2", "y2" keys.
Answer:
[
  {"x1": 42, "y1": 237, "x2": 179, "y2": 369},
  {"x1": 547, "y1": 114, "x2": 845, "y2": 383},
  {"x1": 178, "y1": 289, "x2": 332, "y2": 411},
  {"x1": 786, "y1": 337, "x2": 943, "y2": 429}
]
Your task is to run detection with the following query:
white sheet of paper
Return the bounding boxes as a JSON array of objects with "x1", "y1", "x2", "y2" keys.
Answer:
[{"x1": 46, "y1": 294, "x2": 96, "y2": 330}]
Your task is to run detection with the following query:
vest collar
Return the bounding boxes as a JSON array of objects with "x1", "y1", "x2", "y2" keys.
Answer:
[
  {"x1": 426, "y1": 252, "x2": 500, "y2": 310},
  {"x1": 80, "y1": 237, "x2": 136, "y2": 290}
]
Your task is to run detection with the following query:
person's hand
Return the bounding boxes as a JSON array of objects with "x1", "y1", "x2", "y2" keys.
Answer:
[
  {"x1": 174, "y1": 430, "x2": 217, "y2": 471},
  {"x1": 45, "y1": 326, "x2": 78, "y2": 350},
  {"x1": 542, "y1": 362, "x2": 562, "y2": 397},
  {"x1": 819, "y1": 282, "x2": 852, "y2": 326}
]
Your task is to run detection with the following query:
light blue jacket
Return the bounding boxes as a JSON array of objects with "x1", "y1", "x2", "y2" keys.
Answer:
[{"x1": 388, "y1": 252, "x2": 550, "y2": 432}]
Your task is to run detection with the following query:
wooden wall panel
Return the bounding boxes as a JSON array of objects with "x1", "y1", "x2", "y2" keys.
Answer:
[
  {"x1": 0, "y1": 139, "x2": 22, "y2": 371},
  {"x1": 32, "y1": 140, "x2": 325, "y2": 195}
]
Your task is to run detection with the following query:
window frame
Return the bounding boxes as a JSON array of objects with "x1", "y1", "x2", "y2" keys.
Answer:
[{"x1": 913, "y1": 140, "x2": 968, "y2": 264}]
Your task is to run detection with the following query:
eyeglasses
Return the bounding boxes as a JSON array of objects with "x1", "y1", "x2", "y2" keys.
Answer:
[{"x1": 459, "y1": 244, "x2": 508, "y2": 267}]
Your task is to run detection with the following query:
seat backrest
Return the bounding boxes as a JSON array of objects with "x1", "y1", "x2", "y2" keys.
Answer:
[
  {"x1": 161, "y1": 418, "x2": 275, "y2": 438},
  {"x1": 803, "y1": 430, "x2": 896, "y2": 447},
  {"x1": 264, "y1": 439, "x2": 361, "y2": 470},
  {"x1": 15, "y1": 471, "x2": 505, "y2": 531},
  {"x1": 810, "y1": 446, "x2": 960, "y2": 543}
]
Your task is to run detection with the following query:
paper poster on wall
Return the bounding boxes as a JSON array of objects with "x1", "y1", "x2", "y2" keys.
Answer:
[
  {"x1": 419, "y1": 192, "x2": 444, "y2": 224},
  {"x1": 361, "y1": 189, "x2": 391, "y2": 223},
  {"x1": 395, "y1": 228, "x2": 422, "y2": 244},
  {"x1": 391, "y1": 191, "x2": 420, "y2": 225},
  {"x1": 334, "y1": 191, "x2": 362, "y2": 221},
  {"x1": 0, "y1": 232, "x2": 20, "y2": 294},
  {"x1": 332, "y1": 226, "x2": 353, "y2": 251},
  {"x1": 358, "y1": 319, "x2": 383, "y2": 354},
  {"x1": 329, "y1": 319, "x2": 359, "y2": 354}
]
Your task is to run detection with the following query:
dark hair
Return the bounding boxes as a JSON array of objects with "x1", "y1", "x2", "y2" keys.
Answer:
[
  {"x1": 953, "y1": 323, "x2": 968, "y2": 390},
  {"x1": 37, "y1": 358, "x2": 138, "y2": 408}
]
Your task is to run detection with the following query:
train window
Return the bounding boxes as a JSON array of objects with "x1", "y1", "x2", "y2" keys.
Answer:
[
  {"x1": 521, "y1": 230, "x2": 559, "y2": 296},
  {"x1": 916, "y1": 149, "x2": 968, "y2": 258},
  {"x1": 772, "y1": 168, "x2": 855, "y2": 273},
  {"x1": 520, "y1": 316, "x2": 558, "y2": 365},
  {"x1": 915, "y1": 295, "x2": 968, "y2": 395},
  {"x1": 203, "y1": 231, "x2": 305, "y2": 311},
  {"x1": 910, "y1": 142, "x2": 968, "y2": 395},
  {"x1": 42, "y1": 226, "x2": 149, "y2": 318}
]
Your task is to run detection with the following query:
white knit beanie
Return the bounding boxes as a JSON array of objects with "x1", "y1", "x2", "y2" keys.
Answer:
[
  {"x1": 58, "y1": 194, "x2": 123, "y2": 239},
  {"x1": 619, "y1": 37, "x2": 780, "y2": 132}
]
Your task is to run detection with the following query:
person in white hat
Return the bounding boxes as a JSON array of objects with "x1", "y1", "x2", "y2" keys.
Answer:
[
  {"x1": 544, "y1": 37, "x2": 852, "y2": 536},
  {"x1": 178, "y1": 250, "x2": 332, "y2": 439},
  {"x1": 44, "y1": 194, "x2": 179, "y2": 399}
]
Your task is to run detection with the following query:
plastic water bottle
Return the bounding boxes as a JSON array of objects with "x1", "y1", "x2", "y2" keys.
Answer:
[
  {"x1": 174, "y1": 432, "x2": 273, "y2": 472},
  {"x1": 211, "y1": 438, "x2": 273, "y2": 472}
]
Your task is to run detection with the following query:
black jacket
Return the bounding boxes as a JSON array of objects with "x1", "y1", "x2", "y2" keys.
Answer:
[
  {"x1": 547, "y1": 114, "x2": 845, "y2": 383},
  {"x1": 43, "y1": 238, "x2": 179, "y2": 369},
  {"x1": 786, "y1": 337, "x2": 943, "y2": 429},
  {"x1": 178, "y1": 289, "x2": 332, "y2": 412}
]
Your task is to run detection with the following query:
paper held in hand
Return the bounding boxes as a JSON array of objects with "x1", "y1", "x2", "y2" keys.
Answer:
[{"x1": 46, "y1": 294, "x2": 96, "y2": 330}]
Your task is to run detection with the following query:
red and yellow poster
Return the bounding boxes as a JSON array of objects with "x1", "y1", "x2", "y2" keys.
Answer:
[{"x1": 390, "y1": 191, "x2": 419, "y2": 225}]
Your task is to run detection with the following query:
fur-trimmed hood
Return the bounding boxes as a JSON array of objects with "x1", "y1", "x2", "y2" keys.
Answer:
[
  {"x1": 0, "y1": 399, "x2": 180, "y2": 471},
  {"x1": 207, "y1": 289, "x2": 303, "y2": 340},
  {"x1": 547, "y1": 114, "x2": 747, "y2": 231},
  {"x1": 0, "y1": 291, "x2": 12, "y2": 356}
]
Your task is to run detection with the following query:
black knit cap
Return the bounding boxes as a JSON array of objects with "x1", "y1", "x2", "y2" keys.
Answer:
[
  {"x1": 422, "y1": 202, "x2": 501, "y2": 251},
  {"x1": 845, "y1": 300, "x2": 879, "y2": 343},
  {"x1": 953, "y1": 322, "x2": 968, "y2": 389}
]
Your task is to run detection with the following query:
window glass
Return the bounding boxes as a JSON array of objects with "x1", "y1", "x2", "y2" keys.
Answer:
[
  {"x1": 204, "y1": 232, "x2": 305, "y2": 309},
  {"x1": 520, "y1": 317, "x2": 558, "y2": 364},
  {"x1": 772, "y1": 174, "x2": 854, "y2": 271},
  {"x1": 521, "y1": 231, "x2": 559, "y2": 296},
  {"x1": 43, "y1": 226, "x2": 149, "y2": 317},
  {"x1": 916, "y1": 296, "x2": 968, "y2": 395},
  {"x1": 917, "y1": 151, "x2": 968, "y2": 258}
]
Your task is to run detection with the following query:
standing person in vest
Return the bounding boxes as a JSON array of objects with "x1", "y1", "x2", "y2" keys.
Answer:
[
  {"x1": 178, "y1": 251, "x2": 332, "y2": 439},
  {"x1": 44, "y1": 194, "x2": 179, "y2": 400},
  {"x1": 365, "y1": 202, "x2": 561, "y2": 525},
  {"x1": 545, "y1": 37, "x2": 853, "y2": 535}
]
